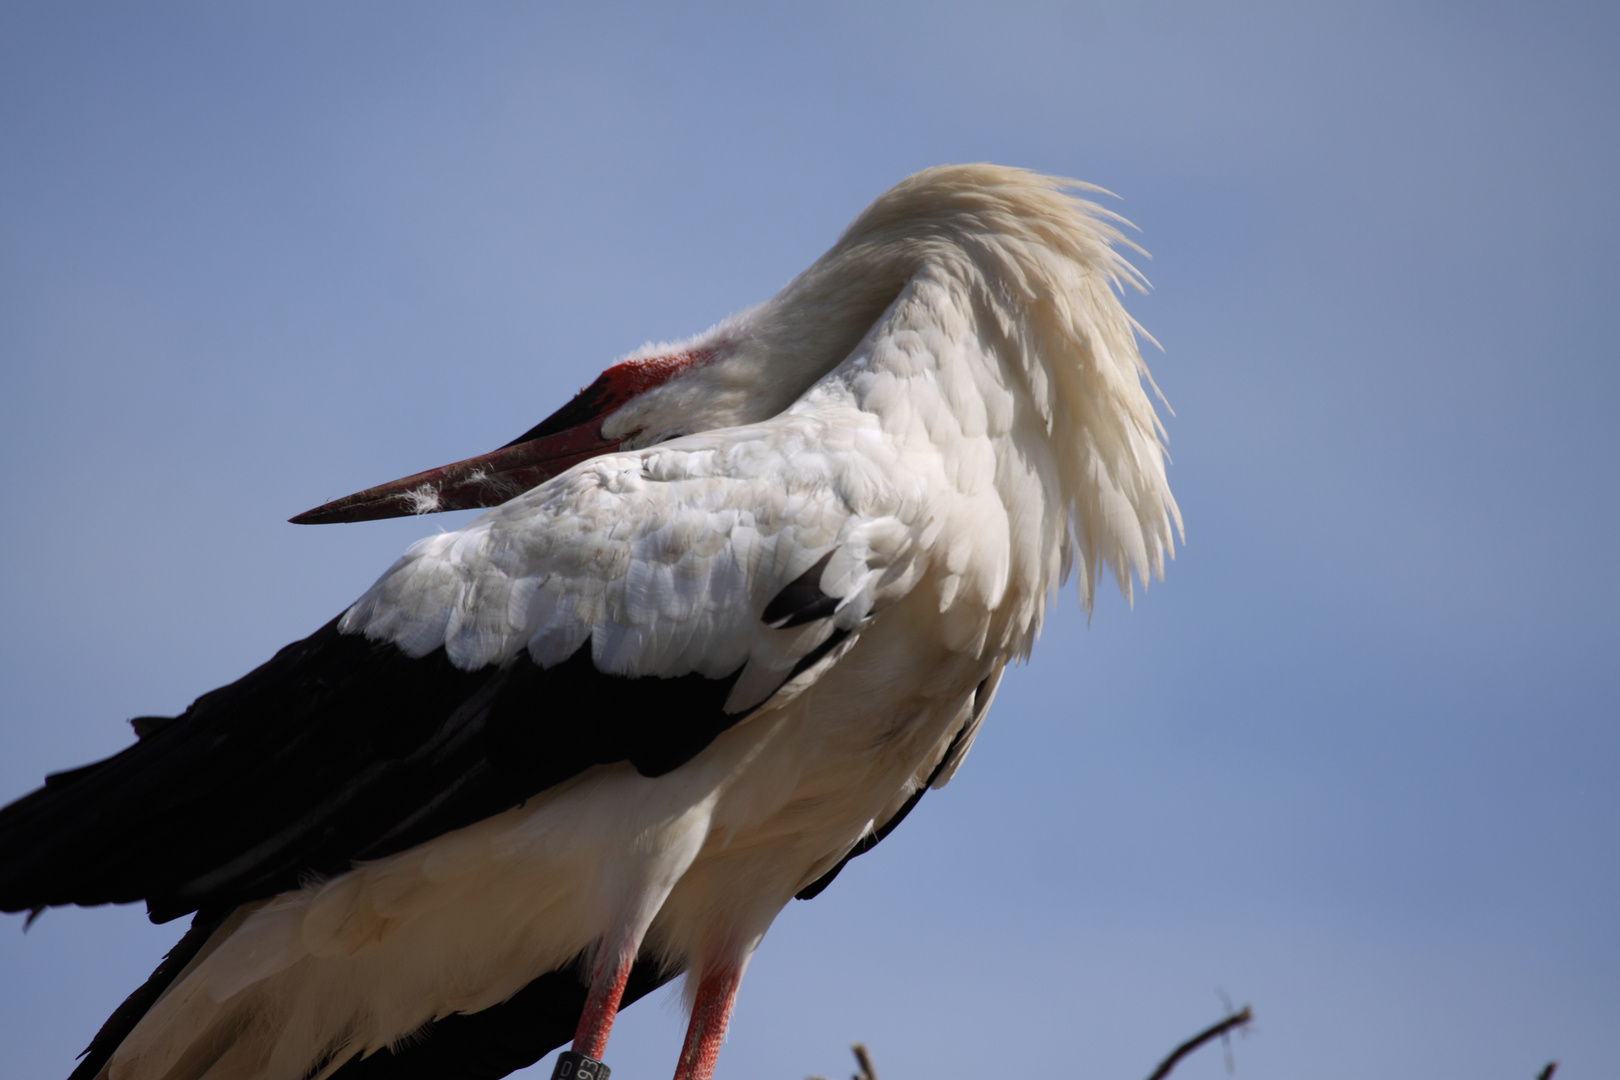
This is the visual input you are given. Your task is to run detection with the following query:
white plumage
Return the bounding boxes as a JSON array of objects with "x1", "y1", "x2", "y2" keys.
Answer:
[{"x1": 0, "y1": 164, "x2": 1178, "y2": 1080}]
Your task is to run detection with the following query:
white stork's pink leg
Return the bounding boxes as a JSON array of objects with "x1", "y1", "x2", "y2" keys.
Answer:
[
  {"x1": 571, "y1": 929, "x2": 640, "y2": 1061},
  {"x1": 671, "y1": 962, "x2": 743, "y2": 1080}
]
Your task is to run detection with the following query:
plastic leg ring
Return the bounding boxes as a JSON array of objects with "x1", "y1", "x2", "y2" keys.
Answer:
[{"x1": 552, "y1": 1050, "x2": 611, "y2": 1080}]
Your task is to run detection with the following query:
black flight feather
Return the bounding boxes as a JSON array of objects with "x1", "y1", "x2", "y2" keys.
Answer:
[
  {"x1": 761, "y1": 550, "x2": 840, "y2": 628},
  {"x1": 0, "y1": 616, "x2": 752, "y2": 924}
]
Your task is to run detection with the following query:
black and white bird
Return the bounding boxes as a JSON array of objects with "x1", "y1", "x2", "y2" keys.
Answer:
[{"x1": 0, "y1": 164, "x2": 1179, "y2": 1080}]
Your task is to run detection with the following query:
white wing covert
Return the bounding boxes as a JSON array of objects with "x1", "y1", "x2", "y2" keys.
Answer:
[{"x1": 341, "y1": 418, "x2": 921, "y2": 715}]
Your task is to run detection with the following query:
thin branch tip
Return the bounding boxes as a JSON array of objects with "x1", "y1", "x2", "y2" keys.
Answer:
[
  {"x1": 1145, "y1": 1005, "x2": 1253, "y2": 1080},
  {"x1": 850, "y1": 1042, "x2": 878, "y2": 1080}
]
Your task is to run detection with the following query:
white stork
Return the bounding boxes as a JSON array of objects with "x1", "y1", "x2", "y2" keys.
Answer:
[{"x1": 0, "y1": 164, "x2": 1179, "y2": 1080}]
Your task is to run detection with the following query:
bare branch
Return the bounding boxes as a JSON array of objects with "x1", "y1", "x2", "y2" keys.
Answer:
[
  {"x1": 1537, "y1": 1063, "x2": 1558, "y2": 1080},
  {"x1": 1144, "y1": 1006, "x2": 1253, "y2": 1080},
  {"x1": 851, "y1": 1042, "x2": 878, "y2": 1080},
  {"x1": 816, "y1": 1006, "x2": 1261, "y2": 1080}
]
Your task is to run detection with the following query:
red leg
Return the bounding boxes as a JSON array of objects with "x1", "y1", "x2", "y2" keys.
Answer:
[
  {"x1": 672, "y1": 963, "x2": 743, "y2": 1080},
  {"x1": 572, "y1": 933, "x2": 638, "y2": 1061}
]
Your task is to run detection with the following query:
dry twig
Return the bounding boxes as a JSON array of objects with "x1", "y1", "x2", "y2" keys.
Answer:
[
  {"x1": 810, "y1": 1007, "x2": 1562, "y2": 1080},
  {"x1": 811, "y1": 1006, "x2": 1258, "y2": 1080},
  {"x1": 808, "y1": 1042, "x2": 879, "y2": 1080},
  {"x1": 1144, "y1": 1005, "x2": 1253, "y2": 1080},
  {"x1": 851, "y1": 1042, "x2": 878, "y2": 1080}
]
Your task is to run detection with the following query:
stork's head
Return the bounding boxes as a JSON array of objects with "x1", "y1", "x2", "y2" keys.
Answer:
[
  {"x1": 290, "y1": 339, "x2": 754, "y2": 524},
  {"x1": 290, "y1": 286, "x2": 892, "y2": 525},
  {"x1": 292, "y1": 184, "x2": 918, "y2": 526}
]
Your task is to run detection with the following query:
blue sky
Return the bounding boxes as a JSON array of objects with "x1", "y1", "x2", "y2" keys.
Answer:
[{"x1": 1, "y1": 3, "x2": 1615, "y2": 1078}]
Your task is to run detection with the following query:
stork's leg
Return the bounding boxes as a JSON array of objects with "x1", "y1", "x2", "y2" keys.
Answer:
[
  {"x1": 671, "y1": 962, "x2": 743, "y2": 1080},
  {"x1": 572, "y1": 926, "x2": 641, "y2": 1061}
]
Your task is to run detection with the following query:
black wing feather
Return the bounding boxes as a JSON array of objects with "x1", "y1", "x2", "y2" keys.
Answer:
[
  {"x1": 761, "y1": 550, "x2": 840, "y2": 628},
  {"x1": 0, "y1": 616, "x2": 747, "y2": 924}
]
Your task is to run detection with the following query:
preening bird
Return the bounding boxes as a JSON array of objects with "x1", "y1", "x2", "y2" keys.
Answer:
[{"x1": 0, "y1": 164, "x2": 1179, "y2": 1080}]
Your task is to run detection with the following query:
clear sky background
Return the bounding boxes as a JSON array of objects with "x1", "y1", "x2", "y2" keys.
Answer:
[{"x1": 1, "y1": 4, "x2": 1615, "y2": 1079}]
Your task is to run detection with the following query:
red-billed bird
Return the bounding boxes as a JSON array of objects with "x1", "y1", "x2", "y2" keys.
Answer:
[{"x1": 0, "y1": 165, "x2": 1179, "y2": 1080}]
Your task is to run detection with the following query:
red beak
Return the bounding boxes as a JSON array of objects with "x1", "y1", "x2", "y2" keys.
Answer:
[
  {"x1": 290, "y1": 378, "x2": 638, "y2": 525},
  {"x1": 288, "y1": 422, "x2": 620, "y2": 524},
  {"x1": 291, "y1": 350, "x2": 711, "y2": 525}
]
